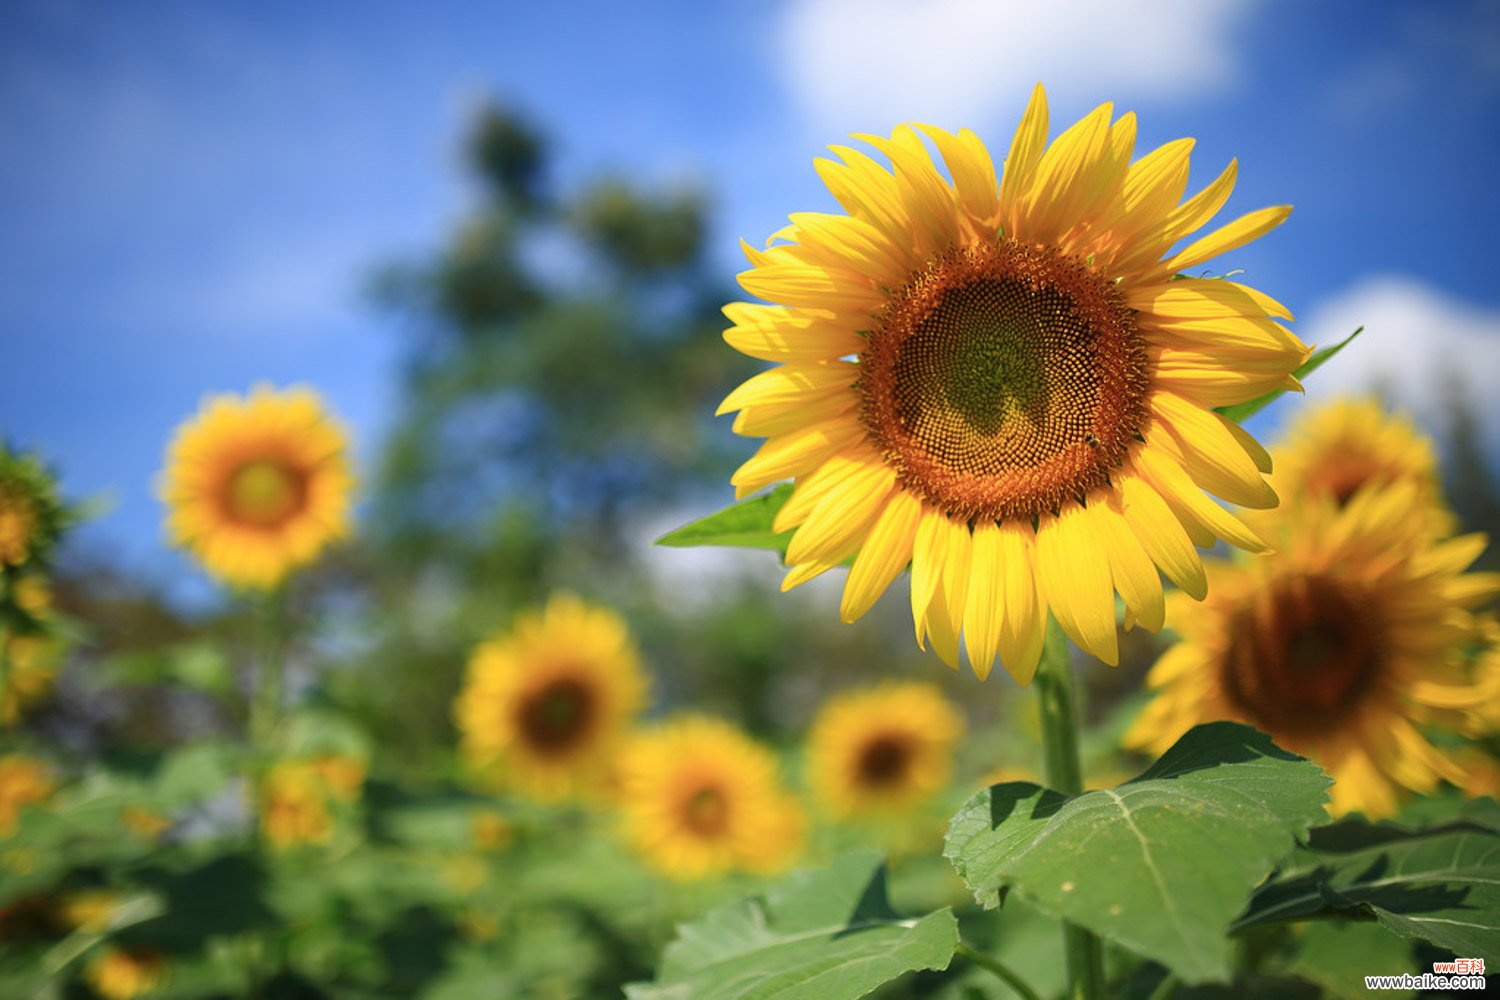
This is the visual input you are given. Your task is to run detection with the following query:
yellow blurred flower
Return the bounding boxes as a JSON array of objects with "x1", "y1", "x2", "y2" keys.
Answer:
[
  {"x1": 160, "y1": 384, "x2": 353, "y2": 590},
  {"x1": 454, "y1": 593, "x2": 646, "y2": 801},
  {"x1": 471, "y1": 809, "x2": 513, "y2": 852},
  {"x1": 618, "y1": 716, "x2": 803, "y2": 880},
  {"x1": 86, "y1": 948, "x2": 166, "y2": 1000},
  {"x1": 60, "y1": 889, "x2": 124, "y2": 934},
  {"x1": 259, "y1": 761, "x2": 334, "y2": 848},
  {"x1": 1, "y1": 633, "x2": 60, "y2": 726},
  {"x1": 1127, "y1": 484, "x2": 1500, "y2": 817},
  {"x1": 0, "y1": 755, "x2": 52, "y2": 836},
  {"x1": 718, "y1": 83, "x2": 1306, "y2": 681},
  {"x1": 310, "y1": 754, "x2": 365, "y2": 803},
  {"x1": 807, "y1": 682, "x2": 962, "y2": 818},
  {"x1": 1271, "y1": 395, "x2": 1452, "y2": 536},
  {"x1": 122, "y1": 806, "x2": 172, "y2": 840}
]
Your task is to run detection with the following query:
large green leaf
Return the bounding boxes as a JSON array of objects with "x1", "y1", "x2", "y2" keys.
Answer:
[
  {"x1": 944, "y1": 723, "x2": 1330, "y2": 984},
  {"x1": 1233, "y1": 818, "x2": 1500, "y2": 962},
  {"x1": 655, "y1": 484, "x2": 793, "y2": 553},
  {"x1": 626, "y1": 851, "x2": 958, "y2": 1000},
  {"x1": 1216, "y1": 326, "x2": 1362, "y2": 424}
]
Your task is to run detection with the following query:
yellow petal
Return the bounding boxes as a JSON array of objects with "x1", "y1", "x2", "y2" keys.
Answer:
[
  {"x1": 910, "y1": 506, "x2": 949, "y2": 645},
  {"x1": 1167, "y1": 205, "x2": 1292, "y2": 273},
  {"x1": 916, "y1": 123, "x2": 999, "y2": 232},
  {"x1": 773, "y1": 448, "x2": 885, "y2": 532},
  {"x1": 722, "y1": 302, "x2": 867, "y2": 363},
  {"x1": 963, "y1": 521, "x2": 1004, "y2": 681},
  {"x1": 783, "y1": 463, "x2": 896, "y2": 565},
  {"x1": 998, "y1": 83, "x2": 1050, "y2": 235},
  {"x1": 995, "y1": 522, "x2": 1045, "y2": 685},
  {"x1": 717, "y1": 362, "x2": 856, "y2": 416},
  {"x1": 1036, "y1": 503, "x2": 1119, "y2": 665},
  {"x1": 841, "y1": 490, "x2": 922, "y2": 623},
  {"x1": 1150, "y1": 392, "x2": 1277, "y2": 509},
  {"x1": 1089, "y1": 498, "x2": 1165, "y2": 634},
  {"x1": 1134, "y1": 445, "x2": 1269, "y2": 553},
  {"x1": 730, "y1": 418, "x2": 866, "y2": 498},
  {"x1": 1117, "y1": 475, "x2": 1208, "y2": 599}
]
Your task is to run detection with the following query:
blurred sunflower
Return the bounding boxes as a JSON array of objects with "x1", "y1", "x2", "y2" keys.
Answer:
[
  {"x1": 2, "y1": 577, "x2": 62, "y2": 726},
  {"x1": 807, "y1": 682, "x2": 962, "y2": 818},
  {"x1": 0, "y1": 447, "x2": 65, "y2": 572},
  {"x1": 160, "y1": 385, "x2": 353, "y2": 590},
  {"x1": 85, "y1": 948, "x2": 166, "y2": 1000},
  {"x1": 617, "y1": 716, "x2": 803, "y2": 879},
  {"x1": 0, "y1": 755, "x2": 52, "y2": 836},
  {"x1": 1126, "y1": 483, "x2": 1500, "y2": 817},
  {"x1": 259, "y1": 760, "x2": 335, "y2": 848},
  {"x1": 719, "y1": 83, "x2": 1308, "y2": 683},
  {"x1": 1271, "y1": 395, "x2": 1451, "y2": 535},
  {"x1": 454, "y1": 593, "x2": 646, "y2": 800}
]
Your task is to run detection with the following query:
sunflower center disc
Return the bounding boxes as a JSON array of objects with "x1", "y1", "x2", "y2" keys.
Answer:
[
  {"x1": 226, "y1": 460, "x2": 305, "y2": 527},
  {"x1": 855, "y1": 735, "x2": 912, "y2": 788},
  {"x1": 858, "y1": 239, "x2": 1149, "y2": 521},
  {"x1": 1221, "y1": 574, "x2": 1383, "y2": 736},
  {"x1": 683, "y1": 785, "x2": 729, "y2": 835},
  {"x1": 518, "y1": 677, "x2": 596, "y2": 754}
]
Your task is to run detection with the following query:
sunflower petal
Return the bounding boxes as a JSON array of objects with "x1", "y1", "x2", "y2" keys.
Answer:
[{"x1": 841, "y1": 490, "x2": 922, "y2": 622}]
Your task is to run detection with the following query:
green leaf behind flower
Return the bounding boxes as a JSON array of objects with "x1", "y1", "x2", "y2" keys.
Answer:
[
  {"x1": 654, "y1": 484, "x2": 793, "y2": 554},
  {"x1": 1216, "y1": 326, "x2": 1363, "y2": 424}
]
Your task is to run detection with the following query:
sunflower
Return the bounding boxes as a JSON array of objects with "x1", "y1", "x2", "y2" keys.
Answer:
[
  {"x1": 0, "y1": 447, "x2": 65, "y2": 572},
  {"x1": 454, "y1": 593, "x2": 646, "y2": 800},
  {"x1": 258, "y1": 760, "x2": 336, "y2": 848},
  {"x1": 160, "y1": 385, "x2": 353, "y2": 590},
  {"x1": 2, "y1": 577, "x2": 61, "y2": 726},
  {"x1": 0, "y1": 755, "x2": 52, "y2": 836},
  {"x1": 718, "y1": 84, "x2": 1308, "y2": 683},
  {"x1": 85, "y1": 948, "x2": 167, "y2": 1000},
  {"x1": 617, "y1": 716, "x2": 803, "y2": 879},
  {"x1": 807, "y1": 682, "x2": 963, "y2": 817},
  {"x1": 1271, "y1": 395, "x2": 1451, "y2": 536},
  {"x1": 1125, "y1": 483, "x2": 1500, "y2": 818}
]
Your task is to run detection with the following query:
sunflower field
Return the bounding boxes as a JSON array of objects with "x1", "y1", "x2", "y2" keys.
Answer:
[{"x1": 3, "y1": 57, "x2": 1500, "y2": 1000}]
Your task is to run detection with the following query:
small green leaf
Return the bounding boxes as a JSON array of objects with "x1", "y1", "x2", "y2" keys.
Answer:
[
  {"x1": 944, "y1": 722, "x2": 1330, "y2": 984},
  {"x1": 655, "y1": 485, "x2": 794, "y2": 554},
  {"x1": 1216, "y1": 326, "x2": 1363, "y2": 424},
  {"x1": 626, "y1": 851, "x2": 959, "y2": 1000},
  {"x1": 1234, "y1": 818, "x2": 1500, "y2": 963}
]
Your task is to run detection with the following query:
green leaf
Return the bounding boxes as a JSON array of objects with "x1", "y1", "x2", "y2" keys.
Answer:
[
  {"x1": 655, "y1": 485, "x2": 794, "y2": 554},
  {"x1": 626, "y1": 851, "x2": 959, "y2": 1000},
  {"x1": 1216, "y1": 326, "x2": 1362, "y2": 424},
  {"x1": 944, "y1": 722, "x2": 1330, "y2": 984},
  {"x1": 1234, "y1": 818, "x2": 1500, "y2": 963},
  {"x1": 1281, "y1": 922, "x2": 1418, "y2": 999}
]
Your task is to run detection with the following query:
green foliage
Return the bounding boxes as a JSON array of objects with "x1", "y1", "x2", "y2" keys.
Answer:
[
  {"x1": 656, "y1": 484, "x2": 794, "y2": 553},
  {"x1": 1215, "y1": 326, "x2": 1362, "y2": 424},
  {"x1": 1234, "y1": 816, "x2": 1500, "y2": 962},
  {"x1": 627, "y1": 852, "x2": 959, "y2": 1000},
  {"x1": 944, "y1": 723, "x2": 1331, "y2": 984}
]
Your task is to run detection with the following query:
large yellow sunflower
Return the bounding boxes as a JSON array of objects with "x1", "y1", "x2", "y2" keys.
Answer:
[
  {"x1": 454, "y1": 593, "x2": 646, "y2": 800},
  {"x1": 160, "y1": 385, "x2": 353, "y2": 590},
  {"x1": 807, "y1": 681, "x2": 963, "y2": 818},
  {"x1": 1125, "y1": 483, "x2": 1500, "y2": 818},
  {"x1": 617, "y1": 716, "x2": 803, "y2": 879},
  {"x1": 718, "y1": 84, "x2": 1309, "y2": 683},
  {"x1": 1270, "y1": 395, "x2": 1451, "y2": 536}
]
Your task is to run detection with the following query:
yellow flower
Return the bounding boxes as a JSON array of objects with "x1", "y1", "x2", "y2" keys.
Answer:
[
  {"x1": 86, "y1": 948, "x2": 166, "y2": 1000},
  {"x1": 808, "y1": 682, "x2": 962, "y2": 817},
  {"x1": 0, "y1": 448, "x2": 64, "y2": 571},
  {"x1": 1126, "y1": 484, "x2": 1500, "y2": 818},
  {"x1": 60, "y1": 889, "x2": 124, "y2": 934},
  {"x1": 454, "y1": 593, "x2": 646, "y2": 801},
  {"x1": 259, "y1": 760, "x2": 334, "y2": 848},
  {"x1": 2, "y1": 633, "x2": 60, "y2": 726},
  {"x1": 1271, "y1": 395, "x2": 1452, "y2": 536},
  {"x1": 719, "y1": 84, "x2": 1308, "y2": 682},
  {"x1": 160, "y1": 384, "x2": 353, "y2": 590},
  {"x1": 0, "y1": 755, "x2": 52, "y2": 835},
  {"x1": 618, "y1": 716, "x2": 803, "y2": 879},
  {"x1": 0, "y1": 486, "x2": 36, "y2": 568},
  {"x1": 122, "y1": 806, "x2": 172, "y2": 840},
  {"x1": 310, "y1": 754, "x2": 365, "y2": 803}
]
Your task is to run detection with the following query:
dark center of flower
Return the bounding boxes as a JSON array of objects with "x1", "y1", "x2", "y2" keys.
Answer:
[
  {"x1": 857, "y1": 239, "x2": 1149, "y2": 522},
  {"x1": 855, "y1": 734, "x2": 913, "y2": 788},
  {"x1": 516, "y1": 677, "x2": 597, "y2": 755},
  {"x1": 1220, "y1": 574, "x2": 1384, "y2": 737},
  {"x1": 225, "y1": 460, "x2": 306, "y2": 528},
  {"x1": 682, "y1": 784, "x2": 730, "y2": 836},
  {"x1": 1315, "y1": 454, "x2": 1382, "y2": 507}
]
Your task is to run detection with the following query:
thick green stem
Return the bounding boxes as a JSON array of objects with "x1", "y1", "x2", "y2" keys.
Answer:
[
  {"x1": 955, "y1": 942, "x2": 1041, "y2": 1000},
  {"x1": 1034, "y1": 616, "x2": 1105, "y2": 1000},
  {"x1": 249, "y1": 588, "x2": 287, "y2": 749}
]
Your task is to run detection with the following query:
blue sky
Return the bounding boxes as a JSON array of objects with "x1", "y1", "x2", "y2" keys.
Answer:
[{"x1": 2, "y1": 0, "x2": 1497, "y2": 586}]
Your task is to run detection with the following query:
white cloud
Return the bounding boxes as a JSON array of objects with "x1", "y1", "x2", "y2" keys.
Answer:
[
  {"x1": 1285, "y1": 275, "x2": 1500, "y2": 453},
  {"x1": 776, "y1": 0, "x2": 1259, "y2": 133}
]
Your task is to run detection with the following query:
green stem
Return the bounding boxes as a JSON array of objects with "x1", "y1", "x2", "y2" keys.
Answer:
[
  {"x1": 955, "y1": 942, "x2": 1042, "y2": 1000},
  {"x1": 249, "y1": 587, "x2": 287, "y2": 749},
  {"x1": 1033, "y1": 616, "x2": 1105, "y2": 1000},
  {"x1": 1144, "y1": 972, "x2": 1179, "y2": 1000}
]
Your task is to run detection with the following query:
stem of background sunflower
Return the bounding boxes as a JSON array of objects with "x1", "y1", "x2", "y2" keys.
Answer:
[
  {"x1": 249, "y1": 586, "x2": 287, "y2": 750},
  {"x1": 1033, "y1": 616, "x2": 1106, "y2": 1000}
]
